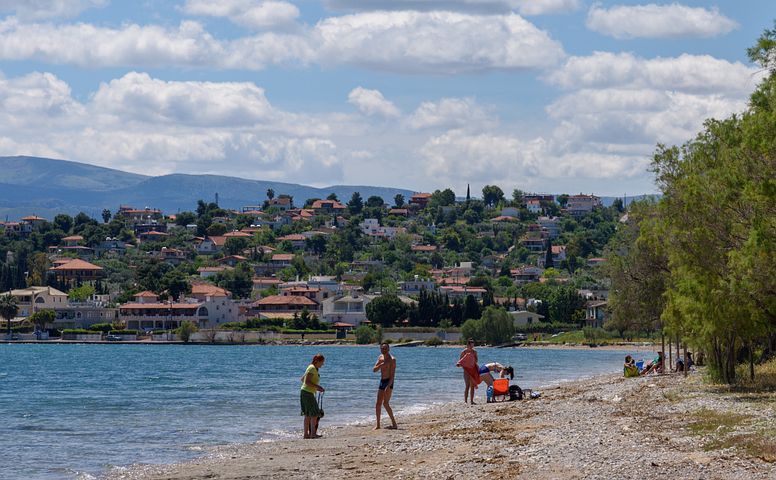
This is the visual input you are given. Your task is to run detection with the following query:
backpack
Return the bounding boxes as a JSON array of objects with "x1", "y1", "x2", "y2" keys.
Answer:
[{"x1": 508, "y1": 384, "x2": 523, "y2": 401}]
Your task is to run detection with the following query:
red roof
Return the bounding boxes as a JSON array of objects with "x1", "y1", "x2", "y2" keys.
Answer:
[
  {"x1": 253, "y1": 295, "x2": 318, "y2": 306},
  {"x1": 253, "y1": 277, "x2": 282, "y2": 285},
  {"x1": 191, "y1": 283, "x2": 231, "y2": 297},
  {"x1": 49, "y1": 259, "x2": 103, "y2": 271},
  {"x1": 120, "y1": 303, "x2": 202, "y2": 310},
  {"x1": 311, "y1": 200, "x2": 346, "y2": 210},
  {"x1": 277, "y1": 234, "x2": 306, "y2": 241},
  {"x1": 22, "y1": 215, "x2": 46, "y2": 221},
  {"x1": 224, "y1": 231, "x2": 252, "y2": 238},
  {"x1": 271, "y1": 253, "x2": 294, "y2": 261},
  {"x1": 411, "y1": 245, "x2": 437, "y2": 252},
  {"x1": 62, "y1": 235, "x2": 84, "y2": 241},
  {"x1": 332, "y1": 322, "x2": 354, "y2": 328},
  {"x1": 135, "y1": 291, "x2": 158, "y2": 298}
]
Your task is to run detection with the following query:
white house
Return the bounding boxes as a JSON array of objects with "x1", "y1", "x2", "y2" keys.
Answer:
[{"x1": 509, "y1": 310, "x2": 545, "y2": 327}]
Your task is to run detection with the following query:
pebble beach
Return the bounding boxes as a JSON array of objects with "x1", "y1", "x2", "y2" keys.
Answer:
[{"x1": 107, "y1": 371, "x2": 776, "y2": 480}]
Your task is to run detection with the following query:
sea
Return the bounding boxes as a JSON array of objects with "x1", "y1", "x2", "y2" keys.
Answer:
[{"x1": 0, "y1": 343, "x2": 642, "y2": 479}]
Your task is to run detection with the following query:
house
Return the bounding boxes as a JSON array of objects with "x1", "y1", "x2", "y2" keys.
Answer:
[
  {"x1": 138, "y1": 230, "x2": 169, "y2": 242},
  {"x1": 279, "y1": 285, "x2": 329, "y2": 304},
  {"x1": 5, "y1": 286, "x2": 68, "y2": 317},
  {"x1": 409, "y1": 193, "x2": 432, "y2": 209},
  {"x1": 154, "y1": 247, "x2": 187, "y2": 265},
  {"x1": 526, "y1": 199, "x2": 542, "y2": 214},
  {"x1": 537, "y1": 216, "x2": 561, "y2": 239},
  {"x1": 5, "y1": 286, "x2": 118, "y2": 329},
  {"x1": 270, "y1": 253, "x2": 294, "y2": 267},
  {"x1": 276, "y1": 234, "x2": 307, "y2": 249},
  {"x1": 388, "y1": 208, "x2": 409, "y2": 217},
  {"x1": 311, "y1": 199, "x2": 347, "y2": 215},
  {"x1": 252, "y1": 276, "x2": 282, "y2": 292},
  {"x1": 438, "y1": 285, "x2": 487, "y2": 300},
  {"x1": 48, "y1": 259, "x2": 104, "y2": 287},
  {"x1": 61, "y1": 235, "x2": 84, "y2": 247},
  {"x1": 223, "y1": 230, "x2": 252, "y2": 239},
  {"x1": 21, "y1": 215, "x2": 47, "y2": 230},
  {"x1": 48, "y1": 243, "x2": 94, "y2": 260},
  {"x1": 196, "y1": 236, "x2": 226, "y2": 255},
  {"x1": 509, "y1": 310, "x2": 545, "y2": 327},
  {"x1": 360, "y1": 218, "x2": 403, "y2": 239},
  {"x1": 95, "y1": 238, "x2": 128, "y2": 257},
  {"x1": 491, "y1": 215, "x2": 519, "y2": 223},
  {"x1": 411, "y1": 244, "x2": 437, "y2": 253},
  {"x1": 539, "y1": 245, "x2": 567, "y2": 268},
  {"x1": 217, "y1": 255, "x2": 247, "y2": 267},
  {"x1": 399, "y1": 277, "x2": 436, "y2": 295},
  {"x1": 249, "y1": 295, "x2": 320, "y2": 319},
  {"x1": 117, "y1": 206, "x2": 163, "y2": 224},
  {"x1": 119, "y1": 291, "x2": 238, "y2": 330},
  {"x1": 567, "y1": 194, "x2": 601, "y2": 217},
  {"x1": 321, "y1": 293, "x2": 375, "y2": 325},
  {"x1": 268, "y1": 197, "x2": 293, "y2": 211},
  {"x1": 586, "y1": 300, "x2": 608, "y2": 328},
  {"x1": 190, "y1": 283, "x2": 231, "y2": 300},
  {"x1": 511, "y1": 266, "x2": 543, "y2": 285},
  {"x1": 197, "y1": 266, "x2": 232, "y2": 279}
]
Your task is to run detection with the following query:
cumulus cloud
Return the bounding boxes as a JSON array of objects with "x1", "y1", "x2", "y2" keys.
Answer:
[
  {"x1": 325, "y1": 0, "x2": 579, "y2": 15},
  {"x1": 586, "y1": 3, "x2": 738, "y2": 39},
  {"x1": 407, "y1": 97, "x2": 495, "y2": 130},
  {"x1": 0, "y1": 11, "x2": 563, "y2": 74},
  {"x1": 314, "y1": 11, "x2": 565, "y2": 73},
  {"x1": 182, "y1": 0, "x2": 299, "y2": 29},
  {"x1": 0, "y1": 71, "x2": 345, "y2": 184},
  {"x1": 0, "y1": 0, "x2": 106, "y2": 20},
  {"x1": 92, "y1": 72, "x2": 275, "y2": 127},
  {"x1": 547, "y1": 52, "x2": 761, "y2": 95},
  {"x1": 347, "y1": 87, "x2": 400, "y2": 118}
]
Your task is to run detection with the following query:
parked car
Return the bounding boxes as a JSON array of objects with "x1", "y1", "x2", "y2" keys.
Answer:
[
  {"x1": 512, "y1": 333, "x2": 528, "y2": 341},
  {"x1": 105, "y1": 334, "x2": 122, "y2": 341}
]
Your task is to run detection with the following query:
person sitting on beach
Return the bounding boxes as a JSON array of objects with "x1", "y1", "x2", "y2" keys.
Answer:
[
  {"x1": 641, "y1": 351, "x2": 665, "y2": 375},
  {"x1": 457, "y1": 339, "x2": 479, "y2": 404},
  {"x1": 675, "y1": 358, "x2": 685, "y2": 372},
  {"x1": 478, "y1": 362, "x2": 515, "y2": 387},
  {"x1": 373, "y1": 342, "x2": 398, "y2": 430},
  {"x1": 623, "y1": 355, "x2": 640, "y2": 377},
  {"x1": 300, "y1": 353, "x2": 325, "y2": 439}
]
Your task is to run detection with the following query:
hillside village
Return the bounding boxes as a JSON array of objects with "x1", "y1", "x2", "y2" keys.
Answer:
[{"x1": 0, "y1": 186, "x2": 621, "y2": 341}]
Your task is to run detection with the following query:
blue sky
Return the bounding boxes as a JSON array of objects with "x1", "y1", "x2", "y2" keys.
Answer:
[{"x1": 0, "y1": 1, "x2": 771, "y2": 196}]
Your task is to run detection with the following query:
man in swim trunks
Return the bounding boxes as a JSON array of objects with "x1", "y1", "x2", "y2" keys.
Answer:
[{"x1": 373, "y1": 342, "x2": 398, "y2": 430}]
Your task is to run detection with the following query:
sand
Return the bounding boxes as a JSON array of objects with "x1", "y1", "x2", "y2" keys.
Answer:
[{"x1": 106, "y1": 371, "x2": 776, "y2": 480}]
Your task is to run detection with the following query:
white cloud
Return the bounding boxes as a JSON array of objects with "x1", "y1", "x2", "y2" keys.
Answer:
[
  {"x1": 0, "y1": 11, "x2": 563, "y2": 74},
  {"x1": 586, "y1": 3, "x2": 737, "y2": 39},
  {"x1": 347, "y1": 87, "x2": 400, "y2": 118},
  {"x1": 0, "y1": 0, "x2": 106, "y2": 20},
  {"x1": 407, "y1": 97, "x2": 495, "y2": 130},
  {"x1": 314, "y1": 11, "x2": 565, "y2": 73},
  {"x1": 325, "y1": 0, "x2": 580, "y2": 15},
  {"x1": 182, "y1": 0, "x2": 299, "y2": 29},
  {"x1": 547, "y1": 52, "x2": 761, "y2": 95},
  {"x1": 91, "y1": 72, "x2": 275, "y2": 127}
]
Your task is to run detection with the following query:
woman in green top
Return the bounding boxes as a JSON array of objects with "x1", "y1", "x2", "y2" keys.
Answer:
[{"x1": 301, "y1": 353, "x2": 325, "y2": 439}]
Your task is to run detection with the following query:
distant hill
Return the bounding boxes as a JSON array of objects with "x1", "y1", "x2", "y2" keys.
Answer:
[{"x1": 0, "y1": 156, "x2": 415, "y2": 220}]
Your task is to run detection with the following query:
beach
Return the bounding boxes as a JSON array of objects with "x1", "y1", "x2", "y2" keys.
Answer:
[{"x1": 107, "y1": 372, "x2": 776, "y2": 480}]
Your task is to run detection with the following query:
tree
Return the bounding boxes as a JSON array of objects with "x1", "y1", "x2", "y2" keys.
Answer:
[
  {"x1": 512, "y1": 189, "x2": 524, "y2": 206},
  {"x1": 175, "y1": 211, "x2": 196, "y2": 226},
  {"x1": 102, "y1": 209, "x2": 112, "y2": 224},
  {"x1": 481, "y1": 185, "x2": 505, "y2": 207},
  {"x1": 393, "y1": 194, "x2": 405, "y2": 208},
  {"x1": 429, "y1": 188, "x2": 456, "y2": 208},
  {"x1": 0, "y1": 293, "x2": 19, "y2": 337},
  {"x1": 29, "y1": 309, "x2": 55, "y2": 332},
  {"x1": 215, "y1": 264, "x2": 253, "y2": 299},
  {"x1": 224, "y1": 237, "x2": 249, "y2": 256},
  {"x1": 463, "y1": 295, "x2": 480, "y2": 321},
  {"x1": 53, "y1": 214, "x2": 73, "y2": 233},
  {"x1": 206, "y1": 223, "x2": 227, "y2": 236},
  {"x1": 266, "y1": 188, "x2": 275, "y2": 201},
  {"x1": 544, "y1": 238, "x2": 554, "y2": 269},
  {"x1": 177, "y1": 320, "x2": 197, "y2": 343},
  {"x1": 347, "y1": 192, "x2": 364, "y2": 215},
  {"x1": 161, "y1": 270, "x2": 191, "y2": 300},
  {"x1": 355, "y1": 325, "x2": 378, "y2": 344},
  {"x1": 68, "y1": 284, "x2": 95, "y2": 302},
  {"x1": 366, "y1": 196, "x2": 385, "y2": 208},
  {"x1": 366, "y1": 295, "x2": 407, "y2": 327},
  {"x1": 327, "y1": 192, "x2": 339, "y2": 201},
  {"x1": 479, "y1": 306, "x2": 515, "y2": 345},
  {"x1": 556, "y1": 194, "x2": 569, "y2": 208}
]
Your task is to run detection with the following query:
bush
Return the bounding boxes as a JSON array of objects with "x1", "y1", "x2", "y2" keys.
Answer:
[
  {"x1": 62, "y1": 329, "x2": 94, "y2": 334},
  {"x1": 425, "y1": 336, "x2": 443, "y2": 346},
  {"x1": 513, "y1": 322, "x2": 580, "y2": 334},
  {"x1": 89, "y1": 323, "x2": 114, "y2": 333},
  {"x1": 460, "y1": 318, "x2": 483, "y2": 343},
  {"x1": 177, "y1": 321, "x2": 198, "y2": 343},
  {"x1": 355, "y1": 325, "x2": 378, "y2": 344},
  {"x1": 110, "y1": 329, "x2": 138, "y2": 335}
]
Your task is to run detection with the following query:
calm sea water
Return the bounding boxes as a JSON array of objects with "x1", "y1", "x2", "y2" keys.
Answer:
[{"x1": 0, "y1": 344, "x2": 639, "y2": 479}]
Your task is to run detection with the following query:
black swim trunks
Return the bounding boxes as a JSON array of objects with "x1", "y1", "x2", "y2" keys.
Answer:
[{"x1": 378, "y1": 378, "x2": 394, "y2": 390}]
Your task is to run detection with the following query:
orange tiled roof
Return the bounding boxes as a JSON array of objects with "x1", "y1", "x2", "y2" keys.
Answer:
[
  {"x1": 49, "y1": 259, "x2": 103, "y2": 271},
  {"x1": 271, "y1": 253, "x2": 294, "y2": 261},
  {"x1": 191, "y1": 283, "x2": 231, "y2": 297},
  {"x1": 253, "y1": 295, "x2": 318, "y2": 306}
]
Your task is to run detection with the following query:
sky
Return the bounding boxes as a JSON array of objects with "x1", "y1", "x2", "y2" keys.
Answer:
[{"x1": 0, "y1": 1, "x2": 771, "y2": 197}]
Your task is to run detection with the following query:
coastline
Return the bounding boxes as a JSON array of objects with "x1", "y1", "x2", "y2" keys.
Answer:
[{"x1": 105, "y1": 372, "x2": 776, "y2": 480}]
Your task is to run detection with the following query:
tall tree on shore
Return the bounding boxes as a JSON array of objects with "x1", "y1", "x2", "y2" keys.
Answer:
[
  {"x1": 266, "y1": 188, "x2": 275, "y2": 201},
  {"x1": 0, "y1": 293, "x2": 18, "y2": 337}
]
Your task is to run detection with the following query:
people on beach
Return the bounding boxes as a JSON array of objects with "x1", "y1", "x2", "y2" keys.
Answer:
[
  {"x1": 373, "y1": 342, "x2": 398, "y2": 430},
  {"x1": 623, "y1": 355, "x2": 640, "y2": 377},
  {"x1": 478, "y1": 362, "x2": 515, "y2": 387},
  {"x1": 301, "y1": 353, "x2": 325, "y2": 439},
  {"x1": 457, "y1": 339, "x2": 479, "y2": 404},
  {"x1": 641, "y1": 351, "x2": 665, "y2": 375}
]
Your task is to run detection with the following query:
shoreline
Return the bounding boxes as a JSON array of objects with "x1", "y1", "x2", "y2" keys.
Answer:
[{"x1": 105, "y1": 372, "x2": 776, "y2": 480}]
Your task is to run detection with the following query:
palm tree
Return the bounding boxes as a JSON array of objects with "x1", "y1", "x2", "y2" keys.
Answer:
[{"x1": 0, "y1": 294, "x2": 19, "y2": 337}]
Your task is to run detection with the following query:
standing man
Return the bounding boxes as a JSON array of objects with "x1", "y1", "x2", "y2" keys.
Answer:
[{"x1": 373, "y1": 342, "x2": 398, "y2": 430}]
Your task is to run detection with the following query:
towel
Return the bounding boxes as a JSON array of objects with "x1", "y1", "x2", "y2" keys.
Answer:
[{"x1": 457, "y1": 351, "x2": 480, "y2": 387}]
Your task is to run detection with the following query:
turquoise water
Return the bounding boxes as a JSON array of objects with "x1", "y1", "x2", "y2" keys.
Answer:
[{"x1": 0, "y1": 344, "x2": 637, "y2": 479}]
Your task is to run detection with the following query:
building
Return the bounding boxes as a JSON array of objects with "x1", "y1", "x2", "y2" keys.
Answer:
[
  {"x1": 249, "y1": 295, "x2": 320, "y2": 319},
  {"x1": 536, "y1": 216, "x2": 561, "y2": 239},
  {"x1": 321, "y1": 293, "x2": 375, "y2": 325},
  {"x1": 586, "y1": 301, "x2": 608, "y2": 328},
  {"x1": 268, "y1": 197, "x2": 293, "y2": 211},
  {"x1": 409, "y1": 193, "x2": 432, "y2": 209},
  {"x1": 567, "y1": 194, "x2": 602, "y2": 217},
  {"x1": 310, "y1": 199, "x2": 347, "y2": 215},
  {"x1": 359, "y1": 218, "x2": 403, "y2": 239},
  {"x1": 5, "y1": 286, "x2": 68, "y2": 317},
  {"x1": 509, "y1": 310, "x2": 545, "y2": 327},
  {"x1": 117, "y1": 206, "x2": 163, "y2": 225},
  {"x1": 196, "y1": 236, "x2": 226, "y2": 255},
  {"x1": 511, "y1": 266, "x2": 543, "y2": 285},
  {"x1": 399, "y1": 277, "x2": 436, "y2": 295},
  {"x1": 438, "y1": 285, "x2": 487, "y2": 300},
  {"x1": 119, "y1": 291, "x2": 238, "y2": 330},
  {"x1": 48, "y1": 259, "x2": 104, "y2": 287}
]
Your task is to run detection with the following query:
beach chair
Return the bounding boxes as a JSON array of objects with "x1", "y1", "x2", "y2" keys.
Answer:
[{"x1": 491, "y1": 378, "x2": 510, "y2": 402}]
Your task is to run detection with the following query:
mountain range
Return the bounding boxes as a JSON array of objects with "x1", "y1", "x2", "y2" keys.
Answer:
[
  {"x1": 0, "y1": 155, "x2": 649, "y2": 220},
  {"x1": 0, "y1": 156, "x2": 416, "y2": 220}
]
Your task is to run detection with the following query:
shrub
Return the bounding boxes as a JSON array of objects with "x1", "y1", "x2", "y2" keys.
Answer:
[
  {"x1": 62, "y1": 329, "x2": 94, "y2": 334},
  {"x1": 355, "y1": 325, "x2": 378, "y2": 344},
  {"x1": 177, "y1": 321, "x2": 198, "y2": 343},
  {"x1": 110, "y1": 329, "x2": 138, "y2": 335},
  {"x1": 425, "y1": 336, "x2": 443, "y2": 346},
  {"x1": 89, "y1": 323, "x2": 114, "y2": 333}
]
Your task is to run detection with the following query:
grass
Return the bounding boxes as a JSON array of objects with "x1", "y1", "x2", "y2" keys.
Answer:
[
  {"x1": 688, "y1": 408, "x2": 750, "y2": 435},
  {"x1": 734, "y1": 357, "x2": 776, "y2": 391}
]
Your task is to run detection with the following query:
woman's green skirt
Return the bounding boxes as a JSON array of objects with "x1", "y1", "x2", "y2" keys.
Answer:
[{"x1": 300, "y1": 390, "x2": 323, "y2": 417}]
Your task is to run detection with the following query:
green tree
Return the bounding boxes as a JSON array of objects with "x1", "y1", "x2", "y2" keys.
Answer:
[
  {"x1": 175, "y1": 211, "x2": 196, "y2": 226},
  {"x1": 327, "y1": 192, "x2": 339, "y2": 201},
  {"x1": 68, "y1": 284, "x2": 96, "y2": 302},
  {"x1": 479, "y1": 306, "x2": 515, "y2": 345},
  {"x1": 366, "y1": 196, "x2": 385, "y2": 208},
  {"x1": 463, "y1": 294, "x2": 480, "y2": 320},
  {"x1": 393, "y1": 194, "x2": 405, "y2": 208},
  {"x1": 161, "y1": 269, "x2": 191, "y2": 300},
  {"x1": 347, "y1": 191, "x2": 364, "y2": 215},
  {"x1": 481, "y1": 185, "x2": 505, "y2": 207},
  {"x1": 214, "y1": 264, "x2": 253, "y2": 298},
  {"x1": 366, "y1": 295, "x2": 407, "y2": 327},
  {"x1": 0, "y1": 293, "x2": 19, "y2": 337},
  {"x1": 29, "y1": 309, "x2": 55, "y2": 332},
  {"x1": 101, "y1": 209, "x2": 112, "y2": 224},
  {"x1": 266, "y1": 188, "x2": 275, "y2": 200},
  {"x1": 460, "y1": 318, "x2": 482, "y2": 343},
  {"x1": 177, "y1": 320, "x2": 198, "y2": 343},
  {"x1": 355, "y1": 325, "x2": 378, "y2": 344},
  {"x1": 224, "y1": 237, "x2": 249, "y2": 256},
  {"x1": 53, "y1": 214, "x2": 73, "y2": 233}
]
